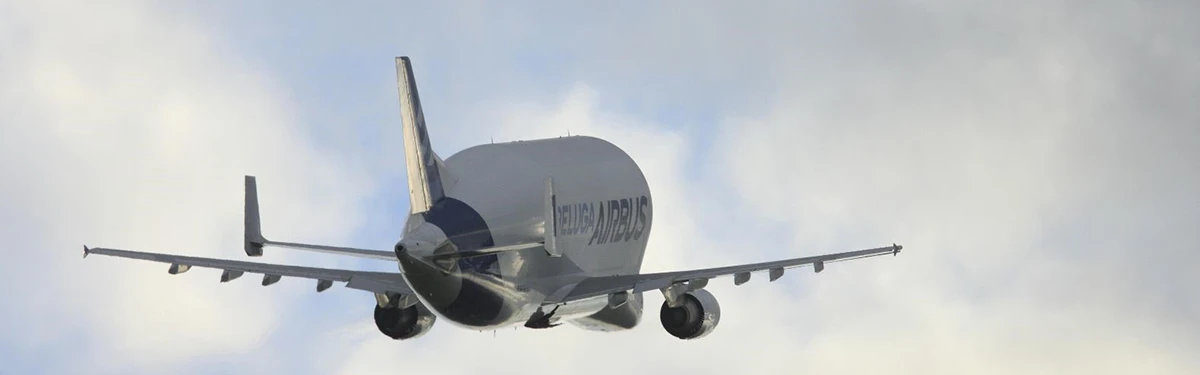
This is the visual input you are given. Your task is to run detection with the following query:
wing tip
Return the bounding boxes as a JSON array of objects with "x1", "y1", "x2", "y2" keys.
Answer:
[
  {"x1": 893, "y1": 243, "x2": 903, "y2": 255},
  {"x1": 83, "y1": 245, "x2": 91, "y2": 258}
]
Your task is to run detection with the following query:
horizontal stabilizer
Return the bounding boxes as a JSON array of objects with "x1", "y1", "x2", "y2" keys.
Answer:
[
  {"x1": 244, "y1": 175, "x2": 395, "y2": 261},
  {"x1": 426, "y1": 242, "x2": 544, "y2": 262}
]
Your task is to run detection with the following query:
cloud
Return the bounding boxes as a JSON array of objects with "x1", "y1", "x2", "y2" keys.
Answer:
[
  {"x1": 0, "y1": 0, "x2": 375, "y2": 372},
  {"x1": 4, "y1": 1, "x2": 1198, "y2": 374},
  {"x1": 710, "y1": 1, "x2": 1200, "y2": 372}
]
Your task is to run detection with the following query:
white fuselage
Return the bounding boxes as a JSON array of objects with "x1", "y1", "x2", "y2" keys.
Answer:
[{"x1": 394, "y1": 136, "x2": 653, "y2": 329}]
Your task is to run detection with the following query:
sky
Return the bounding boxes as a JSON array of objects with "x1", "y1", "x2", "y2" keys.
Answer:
[{"x1": 1, "y1": 0, "x2": 1198, "y2": 374}]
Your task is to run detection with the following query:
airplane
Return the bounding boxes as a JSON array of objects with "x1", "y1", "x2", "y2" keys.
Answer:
[{"x1": 83, "y1": 56, "x2": 903, "y2": 340}]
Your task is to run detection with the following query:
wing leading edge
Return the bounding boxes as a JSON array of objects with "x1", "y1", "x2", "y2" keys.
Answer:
[
  {"x1": 548, "y1": 244, "x2": 902, "y2": 304},
  {"x1": 83, "y1": 246, "x2": 412, "y2": 295}
]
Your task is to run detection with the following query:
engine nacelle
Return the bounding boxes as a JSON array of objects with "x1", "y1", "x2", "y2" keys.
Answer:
[
  {"x1": 659, "y1": 289, "x2": 721, "y2": 340},
  {"x1": 374, "y1": 303, "x2": 437, "y2": 340}
]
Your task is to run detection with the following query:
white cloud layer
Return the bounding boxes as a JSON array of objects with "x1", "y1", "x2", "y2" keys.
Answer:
[
  {"x1": 0, "y1": 0, "x2": 374, "y2": 372},
  {"x1": 2, "y1": 0, "x2": 1197, "y2": 374}
]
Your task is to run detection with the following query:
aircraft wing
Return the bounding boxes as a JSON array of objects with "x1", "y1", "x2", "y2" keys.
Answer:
[
  {"x1": 83, "y1": 246, "x2": 412, "y2": 295},
  {"x1": 548, "y1": 244, "x2": 902, "y2": 304}
]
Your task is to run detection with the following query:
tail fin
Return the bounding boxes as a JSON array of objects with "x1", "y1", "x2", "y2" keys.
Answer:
[{"x1": 396, "y1": 56, "x2": 448, "y2": 213}]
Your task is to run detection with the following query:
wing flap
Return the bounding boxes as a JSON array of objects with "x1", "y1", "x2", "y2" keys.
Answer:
[{"x1": 84, "y1": 246, "x2": 412, "y2": 295}]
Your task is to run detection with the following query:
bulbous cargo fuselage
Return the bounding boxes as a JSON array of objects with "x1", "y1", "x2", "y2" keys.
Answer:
[{"x1": 395, "y1": 135, "x2": 653, "y2": 329}]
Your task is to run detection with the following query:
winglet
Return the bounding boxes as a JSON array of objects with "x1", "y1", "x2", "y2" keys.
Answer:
[
  {"x1": 245, "y1": 175, "x2": 266, "y2": 256},
  {"x1": 83, "y1": 245, "x2": 91, "y2": 258},
  {"x1": 892, "y1": 243, "x2": 903, "y2": 256}
]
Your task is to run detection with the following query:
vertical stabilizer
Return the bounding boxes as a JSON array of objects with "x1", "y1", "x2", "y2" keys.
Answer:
[{"x1": 396, "y1": 56, "x2": 446, "y2": 213}]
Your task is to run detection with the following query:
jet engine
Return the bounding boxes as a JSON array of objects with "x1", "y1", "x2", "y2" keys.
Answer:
[
  {"x1": 374, "y1": 303, "x2": 437, "y2": 340},
  {"x1": 659, "y1": 289, "x2": 721, "y2": 340}
]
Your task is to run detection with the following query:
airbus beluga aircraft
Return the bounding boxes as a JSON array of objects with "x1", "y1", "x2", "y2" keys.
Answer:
[{"x1": 84, "y1": 57, "x2": 903, "y2": 340}]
